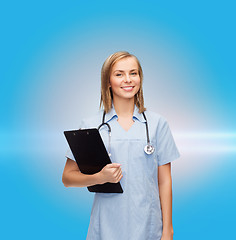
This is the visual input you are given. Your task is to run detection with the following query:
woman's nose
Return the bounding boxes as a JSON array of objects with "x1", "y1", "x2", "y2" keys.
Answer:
[{"x1": 124, "y1": 74, "x2": 131, "y2": 82}]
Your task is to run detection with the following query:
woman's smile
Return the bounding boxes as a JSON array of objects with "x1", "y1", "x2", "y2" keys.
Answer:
[{"x1": 121, "y1": 86, "x2": 135, "y2": 92}]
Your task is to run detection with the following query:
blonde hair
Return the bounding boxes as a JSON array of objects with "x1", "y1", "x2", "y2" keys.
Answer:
[{"x1": 99, "y1": 51, "x2": 146, "y2": 114}]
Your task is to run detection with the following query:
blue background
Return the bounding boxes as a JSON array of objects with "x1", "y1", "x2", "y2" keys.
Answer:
[{"x1": 1, "y1": 0, "x2": 235, "y2": 239}]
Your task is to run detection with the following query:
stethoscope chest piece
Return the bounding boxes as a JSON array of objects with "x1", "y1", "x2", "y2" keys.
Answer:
[{"x1": 144, "y1": 144, "x2": 155, "y2": 155}]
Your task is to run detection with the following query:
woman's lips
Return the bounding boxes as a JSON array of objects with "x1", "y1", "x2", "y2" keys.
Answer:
[{"x1": 121, "y1": 86, "x2": 134, "y2": 92}]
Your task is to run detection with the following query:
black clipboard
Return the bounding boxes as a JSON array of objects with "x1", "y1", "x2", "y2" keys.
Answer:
[{"x1": 64, "y1": 128, "x2": 123, "y2": 193}]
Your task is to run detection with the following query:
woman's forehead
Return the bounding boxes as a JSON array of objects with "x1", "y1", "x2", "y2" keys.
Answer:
[{"x1": 112, "y1": 57, "x2": 138, "y2": 71}]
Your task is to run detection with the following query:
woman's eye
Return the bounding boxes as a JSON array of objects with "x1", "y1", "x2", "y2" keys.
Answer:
[
  {"x1": 116, "y1": 73, "x2": 122, "y2": 76},
  {"x1": 131, "y1": 72, "x2": 137, "y2": 75}
]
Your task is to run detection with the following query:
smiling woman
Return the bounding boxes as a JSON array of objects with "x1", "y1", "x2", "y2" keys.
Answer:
[
  {"x1": 100, "y1": 51, "x2": 146, "y2": 115},
  {"x1": 110, "y1": 57, "x2": 140, "y2": 98},
  {"x1": 62, "y1": 51, "x2": 180, "y2": 240},
  {"x1": 108, "y1": 56, "x2": 142, "y2": 131}
]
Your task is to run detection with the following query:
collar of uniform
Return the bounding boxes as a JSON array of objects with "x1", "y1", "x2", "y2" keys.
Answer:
[
  {"x1": 104, "y1": 103, "x2": 146, "y2": 123},
  {"x1": 133, "y1": 105, "x2": 146, "y2": 123},
  {"x1": 104, "y1": 103, "x2": 118, "y2": 123}
]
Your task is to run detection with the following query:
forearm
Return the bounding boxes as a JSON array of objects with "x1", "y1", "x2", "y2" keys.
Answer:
[
  {"x1": 62, "y1": 170, "x2": 101, "y2": 188},
  {"x1": 159, "y1": 177, "x2": 174, "y2": 235}
]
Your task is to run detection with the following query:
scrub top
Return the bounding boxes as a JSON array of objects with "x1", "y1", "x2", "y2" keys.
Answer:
[{"x1": 65, "y1": 103, "x2": 180, "y2": 240}]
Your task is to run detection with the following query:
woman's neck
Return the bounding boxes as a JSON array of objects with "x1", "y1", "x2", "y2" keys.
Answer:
[{"x1": 113, "y1": 98, "x2": 135, "y2": 118}]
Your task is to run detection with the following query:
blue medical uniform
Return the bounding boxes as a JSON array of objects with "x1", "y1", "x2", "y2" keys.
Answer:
[{"x1": 65, "y1": 103, "x2": 180, "y2": 240}]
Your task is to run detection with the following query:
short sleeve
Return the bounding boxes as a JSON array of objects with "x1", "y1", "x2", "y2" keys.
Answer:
[
  {"x1": 156, "y1": 117, "x2": 180, "y2": 166},
  {"x1": 65, "y1": 148, "x2": 75, "y2": 161},
  {"x1": 65, "y1": 119, "x2": 85, "y2": 162}
]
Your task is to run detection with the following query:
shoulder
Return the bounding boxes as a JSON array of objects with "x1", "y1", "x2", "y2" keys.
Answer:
[
  {"x1": 144, "y1": 108, "x2": 168, "y2": 128},
  {"x1": 144, "y1": 108, "x2": 175, "y2": 140}
]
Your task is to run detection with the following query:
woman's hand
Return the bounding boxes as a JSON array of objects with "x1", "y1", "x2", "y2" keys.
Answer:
[
  {"x1": 161, "y1": 233, "x2": 173, "y2": 240},
  {"x1": 97, "y1": 163, "x2": 123, "y2": 184},
  {"x1": 161, "y1": 227, "x2": 174, "y2": 240}
]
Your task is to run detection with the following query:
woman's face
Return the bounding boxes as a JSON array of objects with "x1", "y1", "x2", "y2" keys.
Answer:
[{"x1": 109, "y1": 56, "x2": 141, "y2": 101}]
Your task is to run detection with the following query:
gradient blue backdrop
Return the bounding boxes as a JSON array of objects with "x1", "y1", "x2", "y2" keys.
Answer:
[{"x1": 1, "y1": 1, "x2": 235, "y2": 239}]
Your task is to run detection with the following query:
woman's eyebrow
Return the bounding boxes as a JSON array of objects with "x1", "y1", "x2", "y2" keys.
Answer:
[{"x1": 114, "y1": 69, "x2": 138, "y2": 72}]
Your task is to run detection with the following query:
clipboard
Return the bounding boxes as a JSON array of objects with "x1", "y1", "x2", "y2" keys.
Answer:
[{"x1": 64, "y1": 128, "x2": 123, "y2": 193}]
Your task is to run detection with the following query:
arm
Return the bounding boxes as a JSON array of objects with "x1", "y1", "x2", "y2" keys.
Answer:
[
  {"x1": 158, "y1": 162, "x2": 174, "y2": 240},
  {"x1": 62, "y1": 158, "x2": 123, "y2": 187}
]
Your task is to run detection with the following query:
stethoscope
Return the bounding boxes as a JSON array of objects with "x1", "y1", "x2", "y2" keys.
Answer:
[{"x1": 98, "y1": 110, "x2": 155, "y2": 156}]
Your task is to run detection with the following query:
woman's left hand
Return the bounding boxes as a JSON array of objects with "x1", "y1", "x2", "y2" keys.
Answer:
[
  {"x1": 161, "y1": 235, "x2": 173, "y2": 240},
  {"x1": 161, "y1": 228, "x2": 174, "y2": 240},
  {"x1": 161, "y1": 227, "x2": 174, "y2": 240}
]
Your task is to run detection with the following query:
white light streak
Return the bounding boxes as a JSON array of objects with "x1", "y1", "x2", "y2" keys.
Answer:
[{"x1": 174, "y1": 131, "x2": 236, "y2": 153}]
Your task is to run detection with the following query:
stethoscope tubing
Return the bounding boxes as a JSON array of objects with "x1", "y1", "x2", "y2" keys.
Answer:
[{"x1": 98, "y1": 109, "x2": 154, "y2": 155}]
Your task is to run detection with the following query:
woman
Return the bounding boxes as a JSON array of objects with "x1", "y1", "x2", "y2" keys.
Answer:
[{"x1": 62, "y1": 51, "x2": 180, "y2": 240}]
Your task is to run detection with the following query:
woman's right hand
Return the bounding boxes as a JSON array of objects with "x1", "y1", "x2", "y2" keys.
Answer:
[{"x1": 98, "y1": 163, "x2": 123, "y2": 184}]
